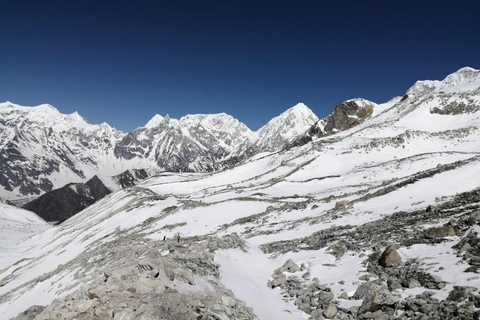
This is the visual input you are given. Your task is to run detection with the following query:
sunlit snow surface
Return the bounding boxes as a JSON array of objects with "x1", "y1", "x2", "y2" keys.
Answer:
[{"x1": 1, "y1": 68, "x2": 480, "y2": 319}]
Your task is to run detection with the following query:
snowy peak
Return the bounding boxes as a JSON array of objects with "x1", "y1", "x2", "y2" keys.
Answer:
[
  {"x1": 406, "y1": 80, "x2": 442, "y2": 96},
  {"x1": 256, "y1": 103, "x2": 319, "y2": 151},
  {"x1": 271, "y1": 102, "x2": 318, "y2": 127},
  {"x1": 406, "y1": 67, "x2": 480, "y2": 96},
  {"x1": 65, "y1": 111, "x2": 88, "y2": 124},
  {"x1": 438, "y1": 66, "x2": 480, "y2": 92},
  {"x1": 144, "y1": 114, "x2": 165, "y2": 129},
  {"x1": 0, "y1": 102, "x2": 94, "y2": 130}
]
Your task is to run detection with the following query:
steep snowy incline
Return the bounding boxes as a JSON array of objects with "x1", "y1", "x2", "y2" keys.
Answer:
[{"x1": 0, "y1": 201, "x2": 49, "y2": 270}]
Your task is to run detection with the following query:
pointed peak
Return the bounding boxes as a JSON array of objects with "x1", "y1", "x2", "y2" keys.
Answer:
[
  {"x1": 144, "y1": 114, "x2": 165, "y2": 129},
  {"x1": 66, "y1": 111, "x2": 88, "y2": 123},
  {"x1": 288, "y1": 102, "x2": 309, "y2": 111},
  {"x1": 280, "y1": 103, "x2": 318, "y2": 120}
]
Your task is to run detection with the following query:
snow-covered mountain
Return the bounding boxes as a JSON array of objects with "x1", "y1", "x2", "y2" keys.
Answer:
[
  {"x1": 0, "y1": 102, "x2": 319, "y2": 201},
  {"x1": 114, "y1": 112, "x2": 255, "y2": 172},
  {"x1": 255, "y1": 103, "x2": 319, "y2": 151},
  {"x1": 1, "y1": 67, "x2": 480, "y2": 320},
  {"x1": 0, "y1": 102, "x2": 124, "y2": 200}
]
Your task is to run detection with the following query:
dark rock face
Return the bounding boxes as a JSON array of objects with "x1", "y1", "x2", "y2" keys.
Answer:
[
  {"x1": 115, "y1": 169, "x2": 150, "y2": 188},
  {"x1": 322, "y1": 100, "x2": 374, "y2": 134},
  {"x1": 22, "y1": 175, "x2": 111, "y2": 223},
  {"x1": 0, "y1": 143, "x2": 56, "y2": 195},
  {"x1": 22, "y1": 169, "x2": 157, "y2": 223},
  {"x1": 286, "y1": 99, "x2": 376, "y2": 148}
]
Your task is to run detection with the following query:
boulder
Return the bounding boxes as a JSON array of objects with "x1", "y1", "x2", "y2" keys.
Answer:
[
  {"x1": 335, "y1": 200, "x2": 349, "y2": 209},
  {"x1": 276, "y1": 259, "x2": 300, "y2": 273},
  {"x1": 328, "y1": 241, "x2": 348, "y2": 258},
  {"x1": 379, "y1": 245, "x2": 402, "y2": 268},
  {"x1": 271, "y1": 272, "x2": 287, "y2": 288},
  {"x1": 339, "y1": 292, "x2": 349, "y2": 300},
  {"x1": 323, "y1": 303, "x2": 338, "y2": 319},
  {"x1": 353, "y1": 280, "x2": 398, "y2": 313},
  {"x1": 425, "y1": 225, "x2": 456, "y2": 239}
]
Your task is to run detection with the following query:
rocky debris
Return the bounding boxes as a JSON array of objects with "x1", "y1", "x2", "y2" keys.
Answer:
[
  {"x1": 378, "y1": 245, "x2": 402, "y2": 268},
  {"x1": 10, "y1": 234, "x2": 258, "y2": 320},
  {"x1": 11, "y1": 305, "x2": 45, "y2": 320},
  {"x1": 453, "y1": 226, "x2": 480, "y2": 273},
  {"x1": 267, "y1": 263, "x2": 348, "y2": 318},
  {"x1": 431, "y1": 101, "x2": 480, "y2": 115},
  {"x1": 207, "y1": 232, "x2": 246, "y2": 252},
  {"x1": 425, "y1": 225, "x2": 456, "y2": 239},
  {"x1": 367, "y1": 249, "x2": 447, "y2": 291},
  {"x1": 260, "y1": 186, "x2": 480, "y2": 256},
  {"x1": 268, "y1": 260, "x2": 301, "y2": 289},
  {"x1": 395, "y1": 291, "x2": 480, "y2": 320},
  {"x1": 259, "y1": 187, "x2": 480, "y2": 319}
]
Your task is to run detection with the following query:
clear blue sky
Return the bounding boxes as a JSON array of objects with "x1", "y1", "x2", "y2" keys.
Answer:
[{"x1": 1, "y1": 0, "x2": 479, "y2": 132}]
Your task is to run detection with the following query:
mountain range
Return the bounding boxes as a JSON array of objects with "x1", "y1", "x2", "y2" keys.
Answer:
[
  {"x1": 1, "y1": 67, "x2": 480, "y2": 320},
  {"x1": 0, "y1": 100, "x2": 321, "y2": 201}
]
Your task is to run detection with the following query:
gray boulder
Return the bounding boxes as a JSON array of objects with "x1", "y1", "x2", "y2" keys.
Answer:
[
  {"x1": 323, "y1": 303, "x2": 338, "y2": 319},
  {"x1": 378, "y1": 245, "x2": 402, "y2": 268},
  {"x1": 276, "y1": 259, "x2": 300, "y2": 273},
  {"x1": 425, "y1": 225, "x2": 456, "y2": 239},
  {"x1": 353, "y1": 280, "x2": 398, "y2": 313}
]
